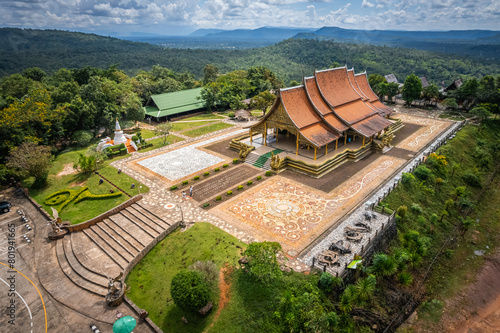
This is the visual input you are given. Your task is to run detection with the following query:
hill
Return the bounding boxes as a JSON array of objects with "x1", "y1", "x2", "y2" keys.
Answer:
[{"x1": 0, "y1": 28, "x2": 499, "y2": 85}]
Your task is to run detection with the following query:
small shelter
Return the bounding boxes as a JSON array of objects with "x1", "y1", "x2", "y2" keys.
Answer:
[
  {"x1": 144, "y1": 88, "x2": 205, "y2": 121},
  {"x1": 419, "y1": 76, "x2": 430, "y2": 88},
  {"x1": 444, "y1": 78, "x2": 463, "y2": 93}
]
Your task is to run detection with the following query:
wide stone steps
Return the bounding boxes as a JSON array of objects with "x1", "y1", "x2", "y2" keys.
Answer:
[
  {"x1": 108, "y1": 214, "x2": 155, "y2": 246},
  {"x1": 131, "y1": 203, "x2": 171, "y2": 229},
  {"x1": 102, "y1": 218, "x2": 144, "y2": 251},
  {"x1": 96, "y1": 221, "x2": 140, "y2": 257},
  {"x1": 82, "y1": 228, "x2": 129, "y2": 269},
  {"x1": 245, "y1": 152, "x2": 272, "y2": 170},
  {"x1": 123, "y1": 207, "x2": 164, "y2": 235},
  {"x1": 119, "y1": 210, "x2": 159, "y2": 239},
  {"x1": 56, "y1": 239, "x2": 108, "y2": 296}
]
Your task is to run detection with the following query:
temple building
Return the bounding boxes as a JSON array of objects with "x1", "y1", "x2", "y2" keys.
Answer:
[{"x1": 232, "y1": 67, "x2": 403, "y2": 177}]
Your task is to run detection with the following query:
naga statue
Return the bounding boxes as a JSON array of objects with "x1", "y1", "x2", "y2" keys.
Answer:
[
  {"x1": 270, "y1": 152, "x2": 286, "y2": 171},
  {"x1": 238, "y1": 141, "x2": 254, "y2": 160},
  {"x1": 381, "y1": 133, "x2": 395, "y2": 147}
]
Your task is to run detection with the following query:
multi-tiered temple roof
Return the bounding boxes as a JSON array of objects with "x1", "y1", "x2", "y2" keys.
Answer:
[{"x1": 250, "y1": 66, "x2": 394, "y2": 149}]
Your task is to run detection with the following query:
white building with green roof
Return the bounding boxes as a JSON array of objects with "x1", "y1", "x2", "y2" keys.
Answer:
[{"x1": 144, "y1": 87, "x2": 205, "y2": 121}]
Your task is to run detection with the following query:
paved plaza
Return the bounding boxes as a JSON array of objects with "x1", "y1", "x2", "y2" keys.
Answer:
[{"x1": 136, "y1": 129, "x2": 246, "y2": 182}]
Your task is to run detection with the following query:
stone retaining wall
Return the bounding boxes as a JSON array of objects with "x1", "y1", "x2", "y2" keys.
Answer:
[
  {"x1": 121, "y1": 220, "x2": 182, "y2": 333},
  {"x1": 65, "y1": 195, "x2": 143, "y2": 232}
]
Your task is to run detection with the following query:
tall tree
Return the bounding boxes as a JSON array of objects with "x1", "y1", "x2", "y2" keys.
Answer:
[
  {"x1": 243, "y1": 242, "x2": 284, "y2": 283},
  {"x1": 251, "y1": 90, "x2": 276, "y2": 115},
  {"x1": 402, "y1": 74, "x2": 422, "y2": 107},
  {"x1": 203, "y1": 64, "x2": 219, "y2": 85},
  {"x1": 154, "y1": 122, "x2": 173, "y2": 145},
  {"x1": 7, "y1": 142, "x2": 52, "y2": 187}
]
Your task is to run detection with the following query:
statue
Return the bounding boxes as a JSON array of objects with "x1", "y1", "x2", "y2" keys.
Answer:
[
  {"x1": 48, "y1": 208, "x2": 68, "y2": 240},
  {"x1": 106, "y1": 272, "x2": 124, "y2": 307},
  {"x1": 238, "y1": 141, "x2": 254, "y2": 160},
  {"x1": 381, "y1": 133, "x2": 395, "y2": 147},
  {"x1": 107, "y1": 272, "x2": 123, "y2": 294},
  {"x1": 270, "y1": 152, "x2": 285, "y2": 171}
]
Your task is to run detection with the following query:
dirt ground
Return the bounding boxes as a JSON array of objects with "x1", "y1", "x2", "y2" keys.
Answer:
[
  {"x1": 57, "y1": 163, "x2": 78, "y2": 176},
  {"x1": 204, "y1": 138, "x2": 240, "y2": 160},
  {"x1": 445, "y1": 250, "x2": 500, "y2": 332}
]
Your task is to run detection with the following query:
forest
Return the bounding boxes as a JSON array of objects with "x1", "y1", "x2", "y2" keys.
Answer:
[{"x1": 1, "y1": 28, "x2": 499, "y2": 86}]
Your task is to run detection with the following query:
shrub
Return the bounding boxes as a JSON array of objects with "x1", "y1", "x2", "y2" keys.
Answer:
[
  {"x1": 233, "y1": 159, "x2": 239, "y2": 164},
  {"x1": 215, "y1": 196, "x2": 222, "y2": 201},
  {"x1": 72, "y1": 130, "x2": 93, "y2": 146},
  {"x1": 202, "y1": 203, "x2": 210, "y2": 208},
  {"x1": 247, "y1": 180, "x2": 253, "y2": 185},
  {"x1": 462, "y1": 171, "x2": 482, "y2": 188},
  {"x1": 228, "y1": 112, "x2": 235, "y2": 118},
  {"x1": 119, "y1": 148, "x2": 127, "y2": 154},
  {"x1": 119, "y1": 143, "x2": 126, "y2": 149},
  {"x1": 318, "y1": 272, "x2": 335, "y2": 292},
  {"x1": 410, "y1": 203, "x2": 423, "y2": 214},
  {"x1": 171, "y1": 270, "x2": 211, "y2": 313},
  {"x1": 397, "y1": 271, "x2": 413, "y2": 287},
  {"x1": 204, "y1": 172, "x2": 210, "y2": 176},
  {"x1": 415, "y1": 165, "x2": 431, "y2": 180},
  {"x1": 401, "y1": 172, "x2": 415, "y2": 184},
  {"x1": 417, "y1": 215, "x2": 427, "y2": 225},
  {"x1": 194, "y1": 176, "x2": 200, "y2": 180},
  {"x1": 265, "y1": 170, "x2": 272, "y2": 176},
  {"x1": 215, "y1": 167, "x2": 220, "y2": 172},
  {"x1": 182, "y1": 180, "x2": 189, "y2": 185},
  {"x1": 73, "y1": 190, "x2": 122, "y2": 204},
  {"x1": 131, "y1": 135, "x2": 139, "y2": 143},
  {"x1": 189, "y1": 261, "x2": 218, "y2": 288},
  {"x1": 396, "y1": 205, "x2": 408, "y2": 219},
  {"x1": 256, "y1": 175, "x2": 262, "y2": 180},
  {"x1": 223, "y1": 164, "x2": 229, "y2": 168},
  {"x1": 170, "y1": 185, "x2": 178, "y2": 191},
  {"x1": 237, "y1": 185, "x2": 244, "y2": 190},
  {"x1": 227, "y1": 190, "x2": 233, "y2": 195}
]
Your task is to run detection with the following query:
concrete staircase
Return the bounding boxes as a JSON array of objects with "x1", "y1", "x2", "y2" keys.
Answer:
[
  {"x1": 244, "y1": 150, "x2": 283, "y2": 170},
  {"x1": 54, "y1": 202, "x2": 173, "y2": 298}
]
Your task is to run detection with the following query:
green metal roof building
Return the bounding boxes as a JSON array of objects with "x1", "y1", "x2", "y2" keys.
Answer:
[{"x1": 144, "y1": 88, "x2": 205, "y2": 120}]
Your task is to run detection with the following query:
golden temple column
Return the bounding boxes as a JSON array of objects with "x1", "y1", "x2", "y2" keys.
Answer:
[
  {"x1": 314, "y1": 147, "x2": 317, "y2": 160},
  {"x1": 250, "y1": 129, "x2": 253, "y2": 144},
  {"x1": 335, "y1": 139, "x2": 338, "y2": 150},
  {"x1": 325, "y1": 144, "x2": 328, "y2": 155},
  {"x1": 296, "y1": 133, "x2": 299, "y2": 155},
  {"x1": 362, "y1": 137, "x2": 365, "y2": 146},
  {"x1": 276, "y1": 128, "x2": 278, "y2": 142},
  {"x1": 371, "y1": 136, "x2": 373, "y2": 143},
  {"x1": 344, "y1": 134, "x2": 347, "y2": 145},
  {"x1": 264, "y1": 123, "x2": 267, "y2": 146}
]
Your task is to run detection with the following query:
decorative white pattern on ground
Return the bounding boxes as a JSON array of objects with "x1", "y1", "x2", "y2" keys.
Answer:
[{"x1": 137, "y1": 129, "x2": 246, "y2": 181}]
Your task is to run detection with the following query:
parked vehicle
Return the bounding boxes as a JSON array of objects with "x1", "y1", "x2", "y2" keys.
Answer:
[
  {"x1": 0, "y1": 201, "x2": 12, "y2": 214},
  {"x1": 89, "y1": 324, "x2": 101, "y2": 333}
]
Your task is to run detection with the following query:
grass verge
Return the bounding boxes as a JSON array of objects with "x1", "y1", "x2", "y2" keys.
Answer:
[
  {"x1": 182, "y1": 122, "x2": 234, "y2": 137},
  {"x1": 140, "y1": 135, "x2": 185, "y2": 153},
  {"x1": 172, "y1": 121, "x2": 220, "y2": 132},
  {"x1": 125, "y1": 223, "x2": 246, "y2": 333}
]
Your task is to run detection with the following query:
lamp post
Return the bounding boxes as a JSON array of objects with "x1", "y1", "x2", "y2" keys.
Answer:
[{"x1": 164, "y1": 201, "x2": 185, "y2": 227}]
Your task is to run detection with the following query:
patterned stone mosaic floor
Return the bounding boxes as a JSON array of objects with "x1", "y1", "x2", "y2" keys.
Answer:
[
  {"x1": 216, "y1": 155, "x2": 406, "y2": 256},
  {"x1": 136, "y1": 129, "x2": 246, "y2": 181},
  {"x1": 392, "y1": 114, "x2": 451, "y2": 152}
]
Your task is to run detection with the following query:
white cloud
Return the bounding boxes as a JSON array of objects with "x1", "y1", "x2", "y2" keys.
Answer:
[
  {"x1": 0, "y1": 0, "x2": 499, "y2": 35},
  {"x1": 362, "y1": 0, "x2": 375, "y2": 8}
]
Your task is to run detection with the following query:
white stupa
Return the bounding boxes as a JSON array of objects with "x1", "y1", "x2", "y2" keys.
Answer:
[
  {"x1": 113, "y1": 118, "x2": 127, "y2": 145},
  {"x1": 96, "y1": 118, "x2": 136, "y2": 152}
]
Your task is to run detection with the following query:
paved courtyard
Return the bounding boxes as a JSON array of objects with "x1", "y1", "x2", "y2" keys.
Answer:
[
  {"x1": 136, "y1": 129, "x2": 246, "y2": 181},
  {"x1": 115, "y1": 112, "x2": 455, "y2": 264}
]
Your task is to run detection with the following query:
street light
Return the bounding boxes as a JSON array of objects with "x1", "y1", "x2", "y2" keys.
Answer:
[{"x1": 164, "y1": 202, "x2": 185, "y2": 227}]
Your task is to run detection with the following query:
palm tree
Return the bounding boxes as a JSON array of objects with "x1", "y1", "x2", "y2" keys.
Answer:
[
  {"x1": 356, "y1": 275, "x2": 377, "y2": 302},
  {"x1": 339, "y1": 285, "x2": 356, "y2": 314},
  {"x1": 371, "y1": 253, "x2": 397, "y2": 277}
]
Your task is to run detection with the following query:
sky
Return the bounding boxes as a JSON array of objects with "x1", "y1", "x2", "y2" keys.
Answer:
[{"x1": 1, "y1": 0, "x2": 499, "y2": 36}]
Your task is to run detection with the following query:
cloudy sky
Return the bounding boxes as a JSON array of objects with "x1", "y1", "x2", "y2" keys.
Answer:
[{"x1": 1, "y1": 0, "x2": 499, "y2": 36}]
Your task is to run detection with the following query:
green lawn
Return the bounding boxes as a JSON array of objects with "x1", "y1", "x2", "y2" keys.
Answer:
[
  {"x1": 124, "y1": 128, "x2": 157, "y2": 139},
  {"x1": 29, "y1": 147, "x2": 149, "y2": 224},
  {"x1": 171, "y1": 120, "x2": 220, "y2": 132},
  {"x1": 126, "y1": 223, "x2": 246, "y2": 333},
  {"x1": 182, "y1": 122, "x2": 234, "y2": 137},
  {"x1": 140, "y1": 135, "x2": 185, "y2": 153},
  {"x1": 181, "y1": 114, "x2": 226, "y2": 121}
]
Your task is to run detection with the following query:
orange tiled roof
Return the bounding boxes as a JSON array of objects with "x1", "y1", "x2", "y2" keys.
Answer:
[
  {"x1": 250, "y1": 66, "x2": 393, "y2": 147},
  {"x1": 316, "y1": 67, "x2": 362, "y2": 107},
  {"x1": 354, "y1": 73, "x2": 393, "y2": 116},
  {"x1": 351, "y1": 114, "x2": 393, "y2": 137},
  {"x1": 281, "y1": 86, "x2": 322, "y2": 129},
  {"x1": 304, "y1": 77, "x2": 349, "y2": 132}
]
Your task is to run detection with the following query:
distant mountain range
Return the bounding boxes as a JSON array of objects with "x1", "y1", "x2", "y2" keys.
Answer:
[{"x1": 118, "y1": 26, "x2": 500, "y2": 58}]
